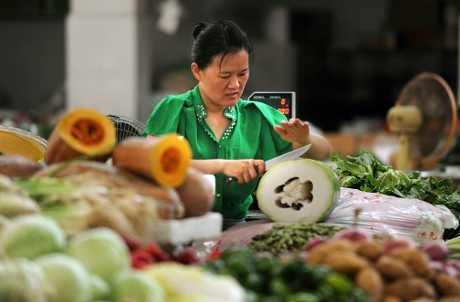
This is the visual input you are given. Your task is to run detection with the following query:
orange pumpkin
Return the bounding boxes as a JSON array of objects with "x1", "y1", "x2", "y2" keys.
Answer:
[
  {"x1": 46, "y1": 108, "x2": 116, "y2": 164},
  {"x1": 112, "y1": 135, "x2": 192, "y2": 188}
]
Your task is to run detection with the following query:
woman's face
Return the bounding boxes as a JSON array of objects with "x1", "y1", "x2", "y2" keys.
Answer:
[{"x1": 192, "y1": 50, "x2": 250, "y2": 110}]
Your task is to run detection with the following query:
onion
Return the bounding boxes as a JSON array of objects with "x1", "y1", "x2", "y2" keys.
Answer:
[
  {"x1": 304, "y1": 237, "x2": 326, "y2": 251},
  {"x1": 420, "y1": 242, "x2": 448, "y2": 261},
  {"x1": 333, "y1": 229, "x2": 370, "y2": 242},
  {"x1": 383, "y1": 239, "x2": 413, "y2": 254}
]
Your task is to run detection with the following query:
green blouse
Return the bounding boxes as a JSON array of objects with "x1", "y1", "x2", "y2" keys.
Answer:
[{"x1": 144, "y1": 86, "x2": 291, "y2": 220}]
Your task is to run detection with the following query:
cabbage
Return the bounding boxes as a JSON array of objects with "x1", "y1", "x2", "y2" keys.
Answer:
[
  {"x1": 112, "y1": 270, "x2": 165, "y2": 302},
  {"x1": 42, "y1": 202, "x2": 93, "y2": 236},
  {"x1": 143, "y1": 263, "x2": 245, "y2": 302},
  {"x1": 0, "y1": 259, "x2": 47, "y2": 302},
  {"x1": 90, "y1": 274, "x2": 110, "y2": 300},
  {"x1": 0, "y1": 192, "x2": 39, "y2": 217},
  {"x1": 36, "y1": 254, "x2": 92, "y2": 302},
  {"x1": 67, "y1": 227, "x2": 129, "y2": 283},
  {"x1": 0, "y1": 215, "x2": 66, "y2": 259}
]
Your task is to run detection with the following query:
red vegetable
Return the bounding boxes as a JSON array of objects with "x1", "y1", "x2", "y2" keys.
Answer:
[
  {"x1": 174, "y1": 247, "x2": 200, "y2": 265},
  {"x1": 334, "y1": 229, "x2": 369, "y2": 242},
  {"x1": 304, "y1": 237, "x2": 326, "y2": 251},
  {"x1": 420, "y1": 242, "x2": 448, "y2": 261},
  {"x1": 122, "y1": 236, "x2": 141, "y2": 252},
  {"x1": 383, "y1": 239, "x2": 413, "y2": 254},
  {"x1": 207, "y1": 249, "x2": 222, "y2": 261},
  {"x1": 131, "y1": 249, "x2": 154, "y2": 269},
  {"x1": 145, "y1": 244, "x2": 171, "y2": 262}
]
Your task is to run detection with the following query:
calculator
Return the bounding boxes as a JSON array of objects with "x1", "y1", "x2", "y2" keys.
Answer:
[{"x1": 248, "y1": 91, "x2": 296, "y2": 119}]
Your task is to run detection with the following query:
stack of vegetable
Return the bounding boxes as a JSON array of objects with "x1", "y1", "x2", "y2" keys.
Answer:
[
  {"x1": 143, "y1": 263, "x2": 246, "y2": 301},
  {"x1": 330, "y1": 151, "x2": 460, "y2": 237},
  {"x1": 249, "y1": 222, "x2": 343, "y2": 256},
  {"x1": 304, "y1": 229, "x2": 460, "y2": 301},
  {"x1": 331, "y1": 151, "x2": 460, "y2": 211},
  {"x1": 0, "y1": 107, "x2": 216, "y2": 244},
  {"x1": 0, "y1": 215, "x2": 166, "y2": 302},
  {"x1": 204, "y1": 249, "x2": 370, "y2": 302}
]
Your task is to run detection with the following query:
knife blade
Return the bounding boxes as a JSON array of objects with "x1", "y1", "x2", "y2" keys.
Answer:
[
  {"x1": 265, "y1": 144, "x2": 311, "y2": 170},
  {"x1": 225, "y1": 144, "x2": 311, "y2": 183}
]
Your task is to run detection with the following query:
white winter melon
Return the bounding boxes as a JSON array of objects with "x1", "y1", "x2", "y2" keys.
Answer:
[{"x1": 256, "y1": 159, "x2": 339, "y2": 223}]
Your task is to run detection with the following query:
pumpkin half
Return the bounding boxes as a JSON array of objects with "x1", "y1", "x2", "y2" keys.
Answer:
[
  {"x1": 46, "y1": 108, "x2": 116, "y2": 164},
  {"x1": 112, "y1": 134, "x2": 192, "y2": 188},
  {"x1": 0, "y1": 126, "x2": 47, "y2": 162}
]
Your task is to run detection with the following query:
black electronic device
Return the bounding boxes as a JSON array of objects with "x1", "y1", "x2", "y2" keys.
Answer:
[{"x1": 248, "y1": 91, "x2": 296, "y2": 119}]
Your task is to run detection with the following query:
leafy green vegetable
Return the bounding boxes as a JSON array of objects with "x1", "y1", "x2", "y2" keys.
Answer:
[
  {"x1": 16, "y1": 177, "x2": 77, "y2": 206},
  {"x1": 330, "y1": 151, "x2": 460, "y2": 219},
  {"x1": 204, "y1": 249, "x2": 370, "y2": 302}
]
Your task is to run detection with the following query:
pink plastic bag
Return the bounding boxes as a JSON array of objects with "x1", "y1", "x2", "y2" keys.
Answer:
[{"x1": 325, "y1": 188, "x2": 459, "y2": 242}]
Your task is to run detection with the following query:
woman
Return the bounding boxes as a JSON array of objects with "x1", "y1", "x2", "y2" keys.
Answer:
[{"x1": 144, "y1": 20, "x2": 331, "y2": 225}]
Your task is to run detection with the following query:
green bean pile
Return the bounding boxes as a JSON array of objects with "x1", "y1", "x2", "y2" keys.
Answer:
[{"x1": 249, "y1": 223, "x2": 343, "y2": 255}]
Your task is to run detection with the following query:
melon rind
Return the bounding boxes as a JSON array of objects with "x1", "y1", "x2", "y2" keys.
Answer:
[{"x1": 256, "y1": 159, "x2": 339, "y2": 223}]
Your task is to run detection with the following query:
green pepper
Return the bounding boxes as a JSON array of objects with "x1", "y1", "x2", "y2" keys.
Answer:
[
  {"x1": 286, "y1": 292, "x2": 319, "y2": 302},
  {"x1": 325, "y1": 273, "x2": 353, "y2": 294}
]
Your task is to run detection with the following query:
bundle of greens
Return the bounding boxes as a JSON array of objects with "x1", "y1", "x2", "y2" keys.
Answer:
[
  {"x1": 330, "y1": 151, "x2": 460, "y2": 220},
  {"x1": 204, "y1": 249, "x2": 370, "y2": 302}
]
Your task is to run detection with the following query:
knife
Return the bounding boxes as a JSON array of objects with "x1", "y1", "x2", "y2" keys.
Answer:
[
  {"x1": 225, "y1": 144, "x2": 311, "y2": 183},
  {"x1": 265, "y1": 143, "x2": 311, "y2": 170}
]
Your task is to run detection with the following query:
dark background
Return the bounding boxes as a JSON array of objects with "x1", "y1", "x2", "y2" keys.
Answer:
[{"x1": 0, "y1": 0, "x2": 458, "y2": 132}]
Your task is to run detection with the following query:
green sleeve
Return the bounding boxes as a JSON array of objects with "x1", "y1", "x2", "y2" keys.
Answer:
[
  {"x1": 252, "y1": 101, "x2": 292, "y2": 155},
  {"x1": 143, "y1": 96, "x2": 184, "y2": 136}
]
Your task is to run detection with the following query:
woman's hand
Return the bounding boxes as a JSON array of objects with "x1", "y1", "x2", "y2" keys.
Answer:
[
  {"x1": 222, "y1": 159, "x2": 265, "y2": 184},
  {"x1": 274, "y1": 118, "x2": 311, "y2": 148}
]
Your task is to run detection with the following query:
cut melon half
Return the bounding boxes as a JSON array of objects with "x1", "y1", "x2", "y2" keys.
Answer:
[{"x1": 256, "y1": 159, "x2": 339, "y2": 223}]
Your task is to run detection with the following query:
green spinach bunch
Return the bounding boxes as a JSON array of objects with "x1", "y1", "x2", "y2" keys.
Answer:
[{"x1": 330, "y1": 151, "x2": 460, "y2": 217}]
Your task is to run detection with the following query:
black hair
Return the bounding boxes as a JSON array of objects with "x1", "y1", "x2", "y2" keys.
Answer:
[{"x1": 191, "y1": 20, "x2": 252, "y2": 69}]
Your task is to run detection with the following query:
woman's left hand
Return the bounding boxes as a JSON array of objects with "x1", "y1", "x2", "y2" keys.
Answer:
[{"x1": 274, "y1": 118, "x2": 310, "y2": 147}]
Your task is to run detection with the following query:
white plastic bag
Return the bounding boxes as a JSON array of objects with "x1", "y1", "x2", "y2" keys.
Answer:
[{"x1": 325, "y1": 188, "x2": 459, "y2": 242}]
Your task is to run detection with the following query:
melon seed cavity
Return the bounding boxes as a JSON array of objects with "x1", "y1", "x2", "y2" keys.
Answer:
[{"x1": 274, "y1": 177, "x2": 314, "y2": 211}]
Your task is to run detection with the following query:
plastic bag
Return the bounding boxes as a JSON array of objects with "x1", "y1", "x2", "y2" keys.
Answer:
[{"x1": 325, "y1": 188, "x2": 459, "y2": 243}]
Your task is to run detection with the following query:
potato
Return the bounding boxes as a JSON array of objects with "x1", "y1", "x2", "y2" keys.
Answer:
[
  {"x1": 356, "y1": 240, "x2": 384, "y2": 261},
  {"x1": 385, "y1": 278, "x2": 436, "y2": 301},
  {"x1": 376, "y1": 256, "x2": 414, "y2": 280},
  {"x1": 306, "y1": 239, "x2": 355, "y2": 264},
  {"x1": 383, "y1": 296, "x2": 401, "y2": 302},
  {"x1": 356, "y1": 268, "x2": 384, "y2": 301},
  {"x1": 323, "y1": 251, "x2": 369, "y2": 276},
  {"x1": 435, "y1": 273, "x2": 460, "y2": 296},
  {"x1": 439, "y1": 296, "x2": 460, "y2": 302},
  {"x1": 389, "y1": 248, "x2": 431, "y2": 278},
  {"x1": 177, "y1": 168, "x2": 214, "y2": 217}
]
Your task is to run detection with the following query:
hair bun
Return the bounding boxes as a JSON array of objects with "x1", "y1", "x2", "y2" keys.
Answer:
[{"x1": 192, "y1": 22, "x2": 207, "y2": 39}]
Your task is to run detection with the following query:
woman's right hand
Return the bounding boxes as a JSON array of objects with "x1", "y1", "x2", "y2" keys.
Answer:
[{"x1": 222, "y1": 159, "x2": 265, "y2": 184}]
